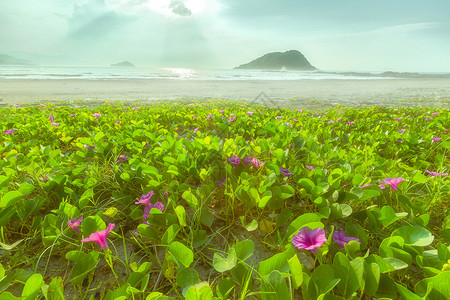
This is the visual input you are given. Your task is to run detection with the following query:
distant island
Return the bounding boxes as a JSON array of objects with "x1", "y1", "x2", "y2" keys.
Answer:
[
  {"x1": 235, "y1": 50, "x2": 317, "y2": 71},
  {"x1": 110, "y1": 61, "x2": 135, "y2": 68},
  {"x1": 0, "y1": 54, "x2": 31, "y2": 65}
]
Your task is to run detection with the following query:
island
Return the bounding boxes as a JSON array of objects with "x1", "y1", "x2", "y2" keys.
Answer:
[
  {"x1": 235, "y1": 50, "x2": 317, "y2": 71},
  {"x1": 0, "y1": 54, "x2": 31, "y2": 65},
  {"x1": 110, "y1": 61, "x2": 135, "y2": 68}
]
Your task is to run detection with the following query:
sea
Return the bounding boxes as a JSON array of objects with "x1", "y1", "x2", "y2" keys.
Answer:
[{"x1": 0, "y1": 65, "x2": 396, "y2": 81}]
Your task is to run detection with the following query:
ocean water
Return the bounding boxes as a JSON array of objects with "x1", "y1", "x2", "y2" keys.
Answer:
[{"x1": 0, "y1": 65, "x2": 390, "y2": 80}]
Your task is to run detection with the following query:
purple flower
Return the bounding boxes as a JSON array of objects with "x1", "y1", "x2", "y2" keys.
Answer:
[
  {"x1": 358, "y1": 183, "x2": 372, "y2": 188},
  {"x1": 68, "y1": 217, "x2": 83, "y2": 233},
  {"x1": 380, "y1": 177, "x2": 404, "y2": 191},
  {"x1": 135, "y1": 191, "x2": 155, "y2": 206},
  {"x1": 397, "y1": 139, "x2": 403, "y2": 143},
  {"x1": 425, "y1": 170, "x2": 448, "y2": 176},
  {"x1": 70, "y1": 113, "x2": 76, "y2": 117},
  {"x1": 116, "y1": 154, "x2": 128, "y2": 163},
  {"x1": 49, "y1": 115, "x2": 54, "y2": 122},
  {"x1": 432, "y1": 137, "x2": 441, "y2": 143},
  {"x1": 345, "y1": 121, "x2": 355, "y2": 125},
  {"x1": 333, "y1": 231, "x2": 360, "y2": 248},
  {"x1": 115, "y1": 119, "x2": 121, "y2": 124},
  {"x1": 394, "y1": 117, "x2": 404, "y2": 121},
  {"x1": 228, "y1": 155, "x2": 240, "y2": 166},
  {"x1": 379, "y1": 184, "x2": 386, "y2": 190},
  {"x1": 424, "y1": 116, "x2": 432, "y2": 121},
  {"x1": 431, "y1": 112, "x2": 438, "y2": 116},
  {"x1": 217, "y1": 177, "x2": 226, "y2": 186},
  {"x1": 292, "y1": 227, "x2": 327, "y2": 253},
  {"x1": 81, "y1": 223, "x2": 115, "y2": 250},
  {"x1": 92, "y1": 113, "x2": 101, "y2": 118},
  {"x1": 228, "y1": 116, "x2": 235, "y2": 122},
  {"x1": 220, "y1": 109, "x2": 225, "y2": 114},
  {"x1": 143, "y1": 202, "x2": 165, "y2": 218},
  {"x1": 305, "y1": 165, "x2": 316, "y2": 171},
  {"x1": 39, "y1": 175, "x2": 48, "y2": 183},
  {"x1": 3, "y1": 129, "x2": 17, "y2": 135},
  {"x1": 242, "y1": 156, "x2": 252, "y2": 166},
  {"x1": 251, "y1": 158, "x2": 264, "y2": 167},
  {"x1": 51, "y1": 122, "x2": 60, "y2": 127},
  {"x1": 110, "y1": 102, "x2": 114, "y2": 105},
  {"x1": 398, "y1": 129, "x2": 406, "y2": 133},
  {"x1": 280, "y1": 167, "x2": 292, "y2": 176}
]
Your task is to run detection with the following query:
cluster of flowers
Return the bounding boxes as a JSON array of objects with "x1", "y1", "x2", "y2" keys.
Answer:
[{"x1": 292, "y1": 227, "x2": 360, "y2": 253}]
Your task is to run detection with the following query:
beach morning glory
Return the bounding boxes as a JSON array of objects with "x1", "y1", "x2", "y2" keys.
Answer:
[
  {"x1": 398, "y1": 129, "x2": 406, "y2": 133},
  {"x1": 305, "y1": 165, "x2": 316, "y2": 171},
  {"x1": 280, "y1": 167, "x2": 292, "y2": 176},
  {"x1": 247, "y1": 111, "x2": 253, "y2": 116},
  {"x1": 380, "y1": 177, "x2": 404, "y2": 191},
  {"x1": 3, "y1": 129, "x2": 17, "y2": 135},
  {"x1": 143, "y1": 202, "x2": 165, "y2": 218},
  {"x1": 228, "y1": 155, "x2": 240, "y2": 166},
  {"x1": 194, "y1": 127, "x2": 199, "y2": 134},
  {"x1": 292, "y1": 227, "x2": 327, "y2": 253},
  {"x1": 333, "y1": 231, "x2": 360, "y2": 248},
  {"x1": 432, "y1": 137, "x2": 441, "y2": 143},
  {"x1": 116, "y1": 154, "x2": 128, "y2": 163},
  {"x1": 242, "y1": 156, "x2": 252, "y2": 166},
  {"x1": 81, "y1": 223, "x2": 115, "y2": 250},
  {"x1": 425, "y1": 170, "x2": 448, "y2": 176},
  {"x1": 251, "y1": 158, "x2": 264, "y2": 167},
  {"x1": 135, "y1": 191, "x2": 154, "y2": 206},
  {"x1": 68, "y1": 217, "x2": 83, "y2": 233},
  {"x1": 92, "y1": 113, "x2": 101, "y2": 118},
  {"x1": 51, "y1": 123, "x2": 60, "y2": 127}
]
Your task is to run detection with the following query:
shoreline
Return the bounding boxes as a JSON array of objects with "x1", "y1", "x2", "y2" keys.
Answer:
[{"x1": 0, "y1": 78, "x2": 449, "y2": 109}]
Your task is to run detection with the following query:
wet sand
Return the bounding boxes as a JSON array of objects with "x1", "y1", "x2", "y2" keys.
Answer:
[{"x1": 0, "y1": 78, "x2": 449, "y2": 109}]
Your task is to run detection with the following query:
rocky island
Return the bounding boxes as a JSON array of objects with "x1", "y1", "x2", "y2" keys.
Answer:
[
  {"x1": 110, "y1": 61, "x2": 135, "y2": 68},
  {"x1": 235, "y1": 50, "x2": 317, "y2": 71}
]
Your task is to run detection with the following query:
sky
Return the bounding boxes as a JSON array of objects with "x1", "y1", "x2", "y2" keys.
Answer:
[{"x1": 0, "y1": 0, "x2": 449, "y2": 71}]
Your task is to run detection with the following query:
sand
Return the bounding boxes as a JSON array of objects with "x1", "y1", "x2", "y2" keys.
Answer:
[{"x1": 0, "y1": 78, "x2": 449, "y2": 109}]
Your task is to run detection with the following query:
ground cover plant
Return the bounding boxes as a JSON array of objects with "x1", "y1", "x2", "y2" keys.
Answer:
[{"x1": 0, "y1": 99, "x2": 449, "y2": 299}]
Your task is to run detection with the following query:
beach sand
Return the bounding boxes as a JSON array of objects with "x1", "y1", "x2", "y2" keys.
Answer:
[{"x1": 0, "y1": 78, "x2": 449, "y2": 109}]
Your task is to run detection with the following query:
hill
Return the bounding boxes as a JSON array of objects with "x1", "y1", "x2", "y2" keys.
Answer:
[
  {"x1": 0, "y1": 54, "x2": 31, "y2": 65},
  {"x1": 235, "y1": 50, "x2": 317, "y2": 71},
  {"x1": 111, "y1": 61, "x2": 135, "y2": 68}
]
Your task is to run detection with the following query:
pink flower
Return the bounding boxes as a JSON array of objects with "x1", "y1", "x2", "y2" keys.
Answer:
[
  {"x1": 297, "y1": 109, "x2": 302, "y2": 113},
  {"x1": 217, "y1": 177, "x2": 226, "y2": 186},
  {"x1": 115, "y1": 119, "x2": 121, "y2": 124},
  {"x1": 394, "y1": 117, "x2": 403, "y2": 121},
  {"x1": 328, "y1": 121, "x2": 335, "y2": 124},
  {"x1": 132, "y1": 107, "x2": 140, "y2": 110},
  {"x1": 228, "y1": 155, "x2": 240, "y2": 166},
  {"x1": 397, "y1": 139, "x2": 403, "y2": 143},
  {"x1": 333, "y1": 231, "x2": 360, "y2": 248},
  {"x1": 345, "y1": 121, "x2": 355, "y2": 125},
  {"x1": 356, "y1": 104, "x2": 360, "y2": 107},
  {"x1": 276, "y1": 116, "x2": 282, "y2": 120},
  {"x1": 251, "y1": 158, "x2": 264, "y2": 167},
  {"x1": 14, "y1": 104, "x2": 20, "y2": 108},
  {"x1": 143, "y1": 202, "x2": 164, "y2": 218},
  {"x1": 116, "y1": 154, "x2": 128, "y2": 163},
  {"x1": 220, "y1": 109, "x2": 225, "y2": 114},
  {"x1": 425, "y1": 170, "x2": 448, "y2": 176},
  {"x1": 280, "y1": 167, "x2": 292, "y2": 176},
  {"x1": 81, "y1": 223, "x2": 115, "y2": 249},
  {"x1": 247, "y1": 111, "x2": 254, "y2": 116},
  {"x1": 431, "y1": 112, "x2": 438, "y2": 116},
  {"x1": 380, "y1": 177, "x2": 404, "y2": 191},
  {"x1": 206, "y1": 113, "x2": 212, "y2": 120},
  {"x1": 432, "y1": 137, "x2": 441, "y2": 143},
  {"x1": 337, "y1": 118, "x2": 342, "y2": 122},
  {"x1": 189, "y1": 103, "x2": 194, "y2": 106},
  {"x1": 135, "y1": 191, "x2": 155, "y2": 206},
  {"x1": 92, "y1": 113, "x2": 101, "y2": 118},
  {"x1": 228, "y1": 116, "x2": 235, "y2": 122},
  {"x1": 51, "y1": 123, "x2": 60, "y2": 127},
  {"x1": 193, "y1": 127, "x2": 199, "y2": 134},
  {"x1": 3, "y1": 129, "x2": 17, "y2": 135},
  {"x1": 68, "y1": 217, "x2": 83, "y2": 233},
  {"x1": 75, "y1": 106, "x2": 80, "y2": 109},
  {"x1": 305, "y1": 165, "x2": 316, "y2": 171},
  {"x1": 110, "y1": 102, "x2": 114, "y2": 105},
  {"x1": 293, "y1": 119, "x2": 298, "y2": 123},
  {"x1": 398, "y1": 129, "x2": 406, "y2": 133},
  {"x1": 292, "y1": 227, "x2": 327, "y2": 253},
  {"x1": 379, "y1": 184, "x2": 386, "y2": 189},
  {"x1": 193, "y1": 116, "x2": 198, "y2": 120},
  {"x1": 359, "y1": 183, "x2": 372, "y2": 188},
  {"x1": 70, "y1": 113, "x2": 76, "y2": 117},
  {"x1": 40, "y1": 104, "x2": 46, "y2": 107},
  {"x1": 49, "y1": 115, "x2": 54, "y2": 122},
  {"x1": 39, "y1": 175, "x2": 48, "y2": 183},
  {"x1": 424, "y1": 116, "x2": 432, "y2": 121}
]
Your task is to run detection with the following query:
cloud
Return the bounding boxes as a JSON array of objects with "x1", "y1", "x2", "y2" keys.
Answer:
[{"x1": 169, "y1": 0, "x2": 192, "y2": 17}]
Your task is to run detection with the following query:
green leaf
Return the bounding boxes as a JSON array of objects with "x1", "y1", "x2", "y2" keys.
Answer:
[
  {"x1": 379, "y1": 206, "x2": 408, "y2": 228},
  {"x1": 161, "y1": 224, "x2": 180, "y2": 245},
  {"x1": 216, "y1": 278, "x2": 235, "y2": 299},
  {"x1": 213, "y1": 248, "x2": 237, "y2": 273},
  {"x1": 375, "y1": 273, "x2": 397, "y2": 299},
  {"x1": 176, "y1": 268, "x2": 199, "y2": 288},
  {"x1": 182, "y1": 190, "x2": 199, "y2": 210},
  {"x1": 308, "y1": 265, "x2": 340, "y2": 299},
  {"x1": 333, "y1": 252, "x2": 360, "y2": 297},
  {"x1": 79, "y1": 188, "x2": 94, "y2": 209},
  {"x1": 81, "y1": 215, "x2": 106, "y2": 237},
  {"x1": 169, "y1": 241, "x2": 194, "y2": 268},
  {"x1": 174, "y1": 205, "x2": 187, "y2": 227},
  {"x1": 396, "y1": 283, "x2": 423, "y2": 300},
  {"x1": 232, "y1": 240, "x2": 254, "y2": 261},
  {"x1": 263, "y1": 270, "x2": 290, "y2": 300},
  {"x1": 0, "y1": 191, "x2": 22, "y2": 208},
  {"x1": 47, "y1": 277, "x2": 65, "y2": 300},
  {"x1": 22, "y1": 273, "x2": 44, "y2": 300},
  {"x1": 364, "y1": 262, "x2": 380, "y2": 296},
  {"x1": 288, "y1": 254, "x2": 303, "y2": 289},
  {"x1": 412, "y1": 172, "x2": 429, "y2": 183},
  {"x1": 391, "y1": 226, "x2": 434, "y2": 247},
  {"x1": 258, "y1": 247, "x2": 295, "y2": 277},
  {"x1": 415, "y1": 271, "x2": 450, "y2": 300}
]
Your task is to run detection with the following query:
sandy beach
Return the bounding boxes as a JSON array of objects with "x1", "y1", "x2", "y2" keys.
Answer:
[{"x1": 0, "y1": 78, "x2": 449, "y2": 109}]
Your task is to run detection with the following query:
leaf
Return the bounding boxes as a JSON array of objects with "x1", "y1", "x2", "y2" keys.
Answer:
[
  {"x1": 263, "y1": 270, "x2": 290, "y2": 300},
  {"x1": 308, "y1": 265, "x2": 340, "y2": 299},
  {"x1": 364, "y1": 262, "x2": 380, "y2": 296},
  {"x1": 288, "y1": 254, "x2": 304, "y2": 289},
  {"x1": 231, "y1": 240, "x2": 254, "y2": 261},
  {"x1": 47, "y1": 277, "x2": 65, "y2": 300},
  {"x1": 0, "y1": 239, "x2": 24, "y2": 251},
  {"x1": 169, "y1": 241, "x2": 193, "y2": 268},
  {"x1": 391, "y1": 226, "x2": 434, "y2": 247},
  {"x1": 22, "y1": 273, "x2": 44, "y2": 300},
  {"x1": 182, "y1": 190, "x2": 198, "y2": 210},
  {"x1": 375, "y1": 273, "x2": 397, "y2": 299},
  {"x1": 258, "y1": 247, "x2": 295, "y2": 277},
  {"x1": 176, "y1": 268, "x2": 199, "y2": 289},
  {"x1": 213, "y1": 248, "x2": 238, "y2": 273},
  {"x1": 379, "y1": 206, "x2": 408, "y2": 227},
  {"x1": 415, "y1": 271, "x2": 450, "y2": 300},
  {"x1": 0, "y1": 191, "x2": 22, "y2": 208},
  {"x1": 216, "y1": 278, "x2": 235, "y2": 299},
  {"x1": 332, "y1": 252, "x2": 360, "y2": 298}
]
